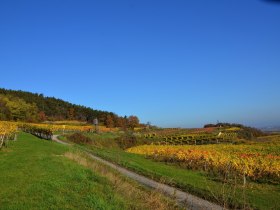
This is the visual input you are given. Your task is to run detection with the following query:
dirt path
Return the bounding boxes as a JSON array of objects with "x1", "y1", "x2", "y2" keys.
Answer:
[{"x1": 52, "y1": 135, "x2": 225, "y2": 210}]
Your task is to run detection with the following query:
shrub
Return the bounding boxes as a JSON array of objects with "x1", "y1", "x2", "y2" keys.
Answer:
[
  {"x1": 67, "y1": 132, "x2": 91, "y2": 144},
  {"x1": 115, "y1": 132, "x2": 151, "y2": 149}
]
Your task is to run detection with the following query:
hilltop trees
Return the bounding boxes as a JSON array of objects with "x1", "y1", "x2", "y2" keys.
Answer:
[
  {"x1": 103, "y1": 115, "x2": 140, "y2": 130},
  {"x1": 0, "y1": 88, "x2": 142, "y2": 127}
]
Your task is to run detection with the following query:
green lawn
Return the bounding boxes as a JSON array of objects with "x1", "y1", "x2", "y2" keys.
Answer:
[
  {"x1": 0, "y1": 133, "x2": 177, "y2": 210},
  {"x1": 58, "y1": 131, "x2": 121, "y2": 148},
  {"x1": 78, "y1": 144, "x2": 280, "y2": 210},
  {"x1": 83, "y1": 132, "x2": 121, "y2": 148}
]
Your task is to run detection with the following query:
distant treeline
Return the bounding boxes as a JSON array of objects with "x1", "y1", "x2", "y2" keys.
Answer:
[
  {"x1": 0, "y1": 88, "x2": 140, "y2": 128},
  {"x1": 204, "y1": 122, "x2": 266, "y2": 138}
]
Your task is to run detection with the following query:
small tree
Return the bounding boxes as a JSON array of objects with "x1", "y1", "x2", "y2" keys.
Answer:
[
  {"x1": 128, "y1": 115, "x2": 139, "y2": 130},
  {"x1": 67, "y1": 108, "x2": 75, "y2": 120},
  {"x1": 105, "y1": 114, "x2": 114, "y2": 128},
  {"x1": 38, "y1": 111, "x2": 46, "y2": 122}
]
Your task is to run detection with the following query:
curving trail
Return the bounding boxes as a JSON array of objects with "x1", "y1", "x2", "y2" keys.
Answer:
[{"x1": 52, "y1": 135, "x2": 225, "y2": 210}]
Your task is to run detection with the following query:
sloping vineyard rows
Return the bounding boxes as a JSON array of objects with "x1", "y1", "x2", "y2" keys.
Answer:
[
  {"x1": 141, "y1": 127, "x2": 218, "y2": 136},
  {"x1": 143, "y1": 132, "x2": 238, "y2": 145}
]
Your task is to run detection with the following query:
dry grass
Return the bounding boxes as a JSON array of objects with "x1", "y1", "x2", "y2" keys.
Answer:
[{"x1": 64, "y1": 151, "x2": 181, "y2": 210}]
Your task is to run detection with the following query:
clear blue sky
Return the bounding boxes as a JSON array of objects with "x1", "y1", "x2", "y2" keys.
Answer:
[{"x1": 1, "y1": 0, "x2": 280, "y2": 128}]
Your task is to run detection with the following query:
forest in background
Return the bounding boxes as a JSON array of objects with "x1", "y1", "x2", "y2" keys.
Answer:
[{"x1": 0, "y1": 88, "x2": 140, "y2": 128}]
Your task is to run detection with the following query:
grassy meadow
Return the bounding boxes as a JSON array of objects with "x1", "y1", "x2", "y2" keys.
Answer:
[{"x1": 0, "y1": 132, "x2": 179, "y2": 210}]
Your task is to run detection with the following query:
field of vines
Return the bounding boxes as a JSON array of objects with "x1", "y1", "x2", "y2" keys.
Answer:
[
  {"x1": 141, "y1": 127, "x2": 239, "y2": 145},
  {"x1": 142, "y1": 127, "x2": 219, "y2": 136},
  {"x1": 1, "y1": 121, "x2": 115, "y2": 133},
  {"x1": 24, "y1": 123, "x2": 117, "y2": 133},
  {"x1": 0, "y1": 121, "x2": 17, "y2": 148},
  {"x1": 127, "y1": 139, "x2": 280, "y2": 184},
  {"x1": 0, "y1": 121, "x2": 116, "y2": 142}
]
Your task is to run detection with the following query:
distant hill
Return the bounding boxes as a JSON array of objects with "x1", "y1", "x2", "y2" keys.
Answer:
[
  {"x1": 204, "y1": 122, "x2": 266, "y2": 138},
  {"x1": 0, "y1": 88, "x2": 137, "y2": 127},
  {"x1": 260, "y1": 126, "x2": 280, "y2": 133}
]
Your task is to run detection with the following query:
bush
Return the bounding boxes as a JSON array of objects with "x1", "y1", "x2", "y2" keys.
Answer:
[
  {"x1": 115, "y1": 132, "x2": 150, "y2": 149},
  {"x1": 67, "y1": 133, "x2": 91, "y2": 144}
]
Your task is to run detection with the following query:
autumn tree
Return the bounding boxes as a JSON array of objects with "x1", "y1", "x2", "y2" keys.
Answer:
[
  {"x1": 67, "y1": 107, "x2": 75, "y2": 120},
  {"x1": 115, "y1": 116, "x2": 126, "y2": 129},
  {"x1": 0, "y1": 94, "x2": 39, "y2": 122},
  {"x1": 0, "y1": 97, "x2": 10, "y2": 120},
  {"x1": 38, "y1": 111, "x2": 46, "y2": 121},
  {"x1": 105, "y1": 114, "x2": 114, "y2": 128},
  {"x1": 128, "y1": 115, "x2": 140, "y2": 130}
]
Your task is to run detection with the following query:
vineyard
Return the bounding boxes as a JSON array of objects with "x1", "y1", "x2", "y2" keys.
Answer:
[
  {"x1": 20, "y1": 124, "x2": 53, "y2": 140},
  {"x1": 0, "y1": 121, "x2": 118, "y2": 143},
  {"x1": 141, "y1": 127, "x2": 218, "y2": 136},
  {"x1": 141, "y1": 127, "x2": 239, "y2": 145},
  {"x1": 0, "y1": 121, "x2": 17, "y2": 148},
  {"x1": 127, "y1": 140, "x2": 280, "y2": 184},
  {"x1": 26, "y1": 123, "x2": 118, "y2": 133}
]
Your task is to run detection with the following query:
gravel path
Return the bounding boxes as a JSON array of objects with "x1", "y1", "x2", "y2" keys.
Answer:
[{"x1": 52, "y1": 135, "x2": 225, "y2": 210}]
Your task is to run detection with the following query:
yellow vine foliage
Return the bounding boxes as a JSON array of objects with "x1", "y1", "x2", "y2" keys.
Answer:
[
  {"x1": 16, "y1": 123, "x2": 117, "y2": 133},
  {"x1": 127, "y1": 143, "x2": 280, "y2": 183},
  {"x1": 0, "y1": 121, "x2": 18, "y2": 146},
  {"x1": 1, "y1": 120, "x2": 118, "y2": 146},
  {"x1": 0, "y1": 121, "x2": 17, "y2": 135},
  {"x1": 0, "y1": 121, "x2": 117, "y2": 139}
]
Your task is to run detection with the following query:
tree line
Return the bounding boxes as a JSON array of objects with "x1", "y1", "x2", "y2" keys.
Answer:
[{"x1": 0, "y1": 88, "x2": 140, "y2": 129}]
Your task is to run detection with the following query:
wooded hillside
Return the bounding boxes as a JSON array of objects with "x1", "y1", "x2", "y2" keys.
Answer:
[{"x1": 0, "y1": 88, "x2": 139, "y2": 128}]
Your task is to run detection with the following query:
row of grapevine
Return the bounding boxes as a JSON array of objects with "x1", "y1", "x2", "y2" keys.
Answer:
[
  {"x1": 0, "y1": 121, "x2": 17, "y2": 148},
  {"x1": 20, "y1": 124, "x2": 53, "y2": 140}
]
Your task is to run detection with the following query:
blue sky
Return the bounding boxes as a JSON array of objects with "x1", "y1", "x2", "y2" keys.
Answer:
[{"x1": 0, "y1": 0, "x2": 280, "y2": 128}]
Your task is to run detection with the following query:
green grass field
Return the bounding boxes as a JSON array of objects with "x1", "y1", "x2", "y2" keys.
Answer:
[{"x1": 0, "y1": 133, "x2": 178, "y2": 210}]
